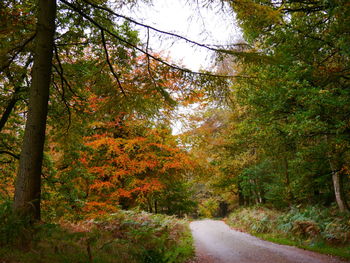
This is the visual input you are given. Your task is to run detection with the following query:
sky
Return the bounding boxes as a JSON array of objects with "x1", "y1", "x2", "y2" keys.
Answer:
[
  {"x1": 122, "y1": 0, "x2": 242, "y2": 71},
  {"x1": 121, "y1": 0, "x2": 242, "y2": 134}
]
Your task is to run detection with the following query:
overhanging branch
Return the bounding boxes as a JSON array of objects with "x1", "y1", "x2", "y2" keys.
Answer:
[
  {"x1": 100, "y1": 30, "x2": 126, "y2": 96},
  {"x1": 59, "y1": 0, "x2": 248, "y2": 79}
]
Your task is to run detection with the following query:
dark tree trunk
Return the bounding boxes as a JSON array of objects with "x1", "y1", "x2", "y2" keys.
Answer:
[
  {"x1": 13, "y1": 0, "x2": 56, "y2": 221},
  {"x1": 0, "y1": 96, "x2": 18, "y2": 132},
  {"x1": 238, "y1": 180, "x2": 244, "y2": 206},
  {"x1": 154, "y1": 199, "x2": 158, "y2": 214}
]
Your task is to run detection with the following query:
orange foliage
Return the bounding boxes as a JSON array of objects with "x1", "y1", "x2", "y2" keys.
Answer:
[{"x1": 76, "y1": 117, "x2": 194, "y2": 212}]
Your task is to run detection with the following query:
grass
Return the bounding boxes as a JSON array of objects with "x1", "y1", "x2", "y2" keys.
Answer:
[{"x1": 256, "y1": 233, "x2": 350, "y2": 260}]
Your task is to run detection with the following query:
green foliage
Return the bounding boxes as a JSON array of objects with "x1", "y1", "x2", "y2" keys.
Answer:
[
  {"x1": 198, "y1": 198, "x2": 219, "y2": 218},
  {"x1": 0, "y1": 210, "x2": 194, "y2": 263},
  {"x1": 228, "y1": 206, "x2": 350, "y2": 245},
  {"x1": 227, "y1": 206, "x2": 350, "y2": 259},
  {"x1": 185, "y1": 0, "x2": 350, "y2": 213},
  {"x1": 0, "y1": 201, "x2": 32, "y2": 246}
]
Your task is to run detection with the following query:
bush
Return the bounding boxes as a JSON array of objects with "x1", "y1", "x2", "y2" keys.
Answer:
[
  {"x1": 0, "y1": 210, "x2": 194, "y2": 263},
  {"x1": 0, "y1": 200, "x2": 33, "y2": 247},
  {"x1": 227, "y1": 205, "x2": 350, "y2": 245}
]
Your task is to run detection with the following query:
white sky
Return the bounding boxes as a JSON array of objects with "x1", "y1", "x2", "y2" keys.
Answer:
[
  {"x1": 121, "y1": 0, "x2": 242, "y2": 134},
  {"x1": 123, "y1": 0, "x2": 242, "y2": 71}
]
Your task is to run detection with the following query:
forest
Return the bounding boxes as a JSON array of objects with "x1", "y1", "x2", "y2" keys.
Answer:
[{"x1": 1, "y1": 0, "x2": 350, "y2": 262}]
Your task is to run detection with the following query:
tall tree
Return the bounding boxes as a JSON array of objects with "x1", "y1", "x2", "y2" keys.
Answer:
[
  {"x1": 5, "y1": 0, "x2": 234, "y2": 221},
  {"x1": 13, "y1": 0, "x2": 57, "y2": 220}
]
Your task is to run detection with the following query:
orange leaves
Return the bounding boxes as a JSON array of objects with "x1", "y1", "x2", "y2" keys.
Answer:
[
  {"x1": 82, "y1": 201, "x2": 118, "y2": 217},
  {"x1": 89, "y1": 181, "x2": 114, "y2": 191},
  {"x1": 117, "y1": 178, "x2": 164, "y2": 199},
  {"x1": 74, "y1": 114, "x2": 195, "y2": 214}
]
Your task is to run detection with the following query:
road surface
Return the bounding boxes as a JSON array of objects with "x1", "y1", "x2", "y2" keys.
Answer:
[{"x1": 189, "y1": 220, "x2": 348, "y2": 263}]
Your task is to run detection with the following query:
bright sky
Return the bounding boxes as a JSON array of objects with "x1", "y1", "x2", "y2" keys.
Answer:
[
  {"x1": 123, "y1": 0, "x2": 242, "y2": 71},
  {"x1": 122, "y1": 0, "x2": 242, "y2": 134}
]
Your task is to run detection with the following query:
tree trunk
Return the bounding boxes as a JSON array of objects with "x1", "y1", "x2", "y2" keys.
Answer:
[
  {"x1": 284, "y1": 156, "x2": 294, "y2": 204},
  {"x1": 13, "y1": 0, "x2": 56, "y2": 221},
  {"x1": 332, "y1": 170, "x2": 349, "y2": 212},
  {"x1": 154, "y1": 199, "x2": 158, "y2": 214},
  {"x1": 0, "y1": 96, "x2": 18, "y2": 132}
]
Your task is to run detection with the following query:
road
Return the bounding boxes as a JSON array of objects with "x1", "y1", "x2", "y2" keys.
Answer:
[{"x1": 190, "y1": 220, "x2": 348, "y2": 263}]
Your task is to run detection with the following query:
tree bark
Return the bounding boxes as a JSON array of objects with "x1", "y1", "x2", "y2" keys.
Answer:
[
  {"x1": 332, "y1": 170, "x2": 348, "y2": 212},
  {"x1": 284, "y1": 157, "x2": 294, "y2": 204},
  {"x1": 13, "y1": 0, "x2": 56, "y2": 220},
  {"x1": 0, "y1": 96, "x2": 18, "y2": 132}
]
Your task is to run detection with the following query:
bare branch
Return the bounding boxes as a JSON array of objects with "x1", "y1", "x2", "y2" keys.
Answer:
[
  {"x1": 0, "y1": 34, "x2": 36, "y2": 73},
  {"x1": 0, "y1": 58, "x2": 32, "y2": 132},
  {"x1": 53, "y1": 43, "x2": 85, "y2": 100},
  {"x1": 52, "y1": 65, "x2": 72, "y2": 132},
  {"x1": 146, "y1": 28, "x2": 157, "y2": 90},
  {"x1": 0, "y1": 150, "x2": 19, "y2": 159},
  {"x1": 100, "y1": 30, "x2": 126, "y2": 96}
]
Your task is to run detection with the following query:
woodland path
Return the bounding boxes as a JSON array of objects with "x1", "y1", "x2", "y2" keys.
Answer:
[{"x1": 189, "y1": 220, "x2": 348, "y2": 263}]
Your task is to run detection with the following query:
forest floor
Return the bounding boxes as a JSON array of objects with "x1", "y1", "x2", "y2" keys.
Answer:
[{"x1": 189, "y1": 220, "x2": 349, "y2": 263}]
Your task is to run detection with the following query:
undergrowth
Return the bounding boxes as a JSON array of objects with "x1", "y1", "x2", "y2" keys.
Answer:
[
  {"x1": 227, "y1": 205, "x2": 350, "y2": 260},
  {"x1": 0, "y1": 204, "x2": 194, "y2": 263}
]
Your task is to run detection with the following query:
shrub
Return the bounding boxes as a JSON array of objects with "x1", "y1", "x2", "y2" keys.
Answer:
[
  {"x1": 0, "y1": 210, "x2": 194, "y2": 263},
  {"x1": 227, "y1": 205, "x2": 350, "y2": 245}
]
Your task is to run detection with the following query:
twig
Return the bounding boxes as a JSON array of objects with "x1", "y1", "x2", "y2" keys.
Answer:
[
  {"x1": 100, "y1": 30, "x2": 126, "y2": 96},
  {"x1": 81, "y1": 0, "x2": 247, "y2": 52},
  {"x1": 0, "y1": 34, "x2": 36, "y2": 73},
  {"x1": 52, "y1": 66, "x2": 72, "y2": 132},
  {"x1": 59, "y1": 0, "x2": 246, "y2": 79},
  {"x1": 0, "y1": 150, "x2": 19, "y2": 159}
]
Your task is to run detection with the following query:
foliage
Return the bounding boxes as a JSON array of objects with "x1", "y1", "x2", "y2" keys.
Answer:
[
  {"x1": 182, "y1": 0, "x2": 350, "y2": 213},
  {"x1": 228, "y1": 205, "x2": 350, "y2": 245},
  {"x1": 0, "y1": 200, "x2": 32, "y2": 247},
  {"x1": 227, "y1": 205, "x2": 350, "y2": 259},
  {"x1": 0, "y1": 209, "x2": 194, "y2": 263}
]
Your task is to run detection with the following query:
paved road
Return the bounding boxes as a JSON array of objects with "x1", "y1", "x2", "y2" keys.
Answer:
[{"x1": 190, "y1": 220, "x2": 348, "y2": 263}]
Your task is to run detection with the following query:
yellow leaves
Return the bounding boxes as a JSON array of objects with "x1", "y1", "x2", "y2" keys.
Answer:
[
  {"x1": 230, "y1": 0, "x2": 282, "y2": 40},
  {"x1": 234, "y1": 0, "x2": 281, "y2": 23}
]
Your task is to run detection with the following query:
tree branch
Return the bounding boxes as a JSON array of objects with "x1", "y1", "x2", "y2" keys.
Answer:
[
  {"x1": 59, "y1": 0, "x2": 247, "y2": 79},
  {"x1": 0, "y1": 34, "x2": 36, "y2": 73},
  {"x1": 80, "y1": 0, "x2": 247, "y2": 52},
  {"x1": 52, "y1": 65, "x2": 72, "y2": 132},
  {"x1": 0, "y1": 58, "x2": 32, "y2": 132},
  {"x1": 0, "y1": 150, "x2": 20, "y2": 159},
  {"x1": 100, "y1": 30, "x2": 126, "y2": 96}
]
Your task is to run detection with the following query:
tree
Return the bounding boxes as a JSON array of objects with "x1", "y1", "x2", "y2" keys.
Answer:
[
  {"x1": 13, "y1": 0, "x2": 56, "y2": 220},
  {"x1": 1, "y1": 0, "x2": 237, "y2": 222},
  {"x1": 227, "y1": 0, "x2": 350, "y2": 211}
]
